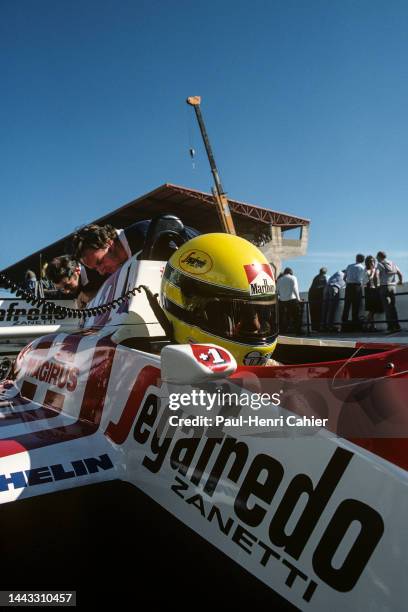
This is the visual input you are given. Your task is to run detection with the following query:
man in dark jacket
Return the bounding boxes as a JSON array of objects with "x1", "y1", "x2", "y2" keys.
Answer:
[{"x1": 308, "y1": 267, "x2": 327, "y2": 332}]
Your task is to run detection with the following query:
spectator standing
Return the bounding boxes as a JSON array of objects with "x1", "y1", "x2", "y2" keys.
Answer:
[
  {"x1": 363, "y1": 255, "x2": 382, "y2": 332},
  {"x1": 376, "y1": 251, "x2": 403, "y2": 332},
  {"x1": 341, "y1": 254, "x2": 365, "y2": 331},
  {"x1": 308, "y1": 267, "x2": 327, "y2": 331},
  {"x1": 24, "y1": 269, "x2": 37, "y2": 294},
  {"x1": 321, "y1": 271, "x2": 345, "y2": 332},
  {"x1": 277, "y1": 267, "x2": 302, "y2": 334}
]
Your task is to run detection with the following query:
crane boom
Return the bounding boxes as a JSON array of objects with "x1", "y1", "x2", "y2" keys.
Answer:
[{"x1": 186, "y1": 96, "x2": 236, "y2": 235}]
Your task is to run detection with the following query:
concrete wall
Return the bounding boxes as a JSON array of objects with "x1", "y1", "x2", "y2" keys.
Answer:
[{"x1": 260, "y1": 225, "x2": 309, "y2": 276}]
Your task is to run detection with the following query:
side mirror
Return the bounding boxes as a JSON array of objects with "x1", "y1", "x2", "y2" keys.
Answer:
[{"x1": 161, "y1": 343, "x2": 237, "y2": 384}]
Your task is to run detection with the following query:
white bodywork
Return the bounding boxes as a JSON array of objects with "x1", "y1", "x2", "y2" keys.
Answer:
[{"x1": 0, "y1": 254, "x2": 407, "y2": 611}]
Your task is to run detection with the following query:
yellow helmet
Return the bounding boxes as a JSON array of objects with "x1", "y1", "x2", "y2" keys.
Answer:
[{"x1": 161, "y1": 233, "x2": 278, "y2": 365}]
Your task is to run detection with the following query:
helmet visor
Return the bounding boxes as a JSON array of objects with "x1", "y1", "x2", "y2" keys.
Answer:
[{"x1": 188, "y1": 295, "x2": 278, "y2": 344}]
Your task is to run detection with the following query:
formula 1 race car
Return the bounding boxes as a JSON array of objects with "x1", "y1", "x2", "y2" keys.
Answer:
[{"x1": 1, "y1": 237, "x2": 408, "y2": 611}]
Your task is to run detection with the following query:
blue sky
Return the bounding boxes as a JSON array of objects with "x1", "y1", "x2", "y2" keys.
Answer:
[{"x1": 1, "y1": 0, "x2": 407, "y2": 290}]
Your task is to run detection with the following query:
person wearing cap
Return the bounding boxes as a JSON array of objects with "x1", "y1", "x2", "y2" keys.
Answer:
[{"x1": 308, "y1": 267, "x2": 327, "y2": 332}]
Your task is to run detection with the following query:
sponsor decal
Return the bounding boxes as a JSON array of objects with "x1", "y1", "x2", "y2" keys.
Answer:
[
  {"x1": 244, "y1": 264, "x2": 275, "y2": 296},
  {"x1": 0, "y1": 453, "x2": 114, "y2": 493},
  {"x1": 0, "y1": 302, "x2": 69, "y2": 325},
  {"x1": 131, "y1": 394, "x2": 384, "y2": 601},
  {"x1": 191, "y1": 345, "x2": 232, "y2": 373},
  {"x1": 23, "y1": 356, "x2": 79, "y2": 391},
  {"x1": 243, "y1": 350, "x2": 271, "y2": 366},
  {"x1": 0, "y1": 334, "x2": 117, "y2": 458},
  {"x1": 179, "y1": 250, "x2": 213, "y2": 275}
]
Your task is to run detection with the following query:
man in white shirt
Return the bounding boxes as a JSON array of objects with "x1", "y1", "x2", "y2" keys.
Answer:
[
  {"x1": 276, "y1": 267, "x2": 302, "y2": 334},
  {"x1": 341, "y1": 254, "x2": 365, "y2": 331}
]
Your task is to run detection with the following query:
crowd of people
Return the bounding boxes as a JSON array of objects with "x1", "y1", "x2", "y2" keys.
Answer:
[{"x1": 277, "y1": 251, "x2": 403, "y2": 334}]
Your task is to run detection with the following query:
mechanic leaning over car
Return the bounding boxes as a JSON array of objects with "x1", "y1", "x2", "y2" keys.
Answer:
[
  {"x1": 72, "y1": 217, "x2": 198, "y2": 276},
  {"x1": 45, "y1": 255, "x2": 105, "y2": 308}
]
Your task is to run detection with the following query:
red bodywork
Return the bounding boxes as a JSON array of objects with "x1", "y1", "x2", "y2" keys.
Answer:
[{"x1": 235, "y1": 342, "x2": 408, "y2": 471}]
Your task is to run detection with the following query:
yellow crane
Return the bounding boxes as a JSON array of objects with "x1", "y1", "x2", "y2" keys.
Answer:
[{"x1": 186, "y1": 96, "x2": 236, "y2": 235}]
